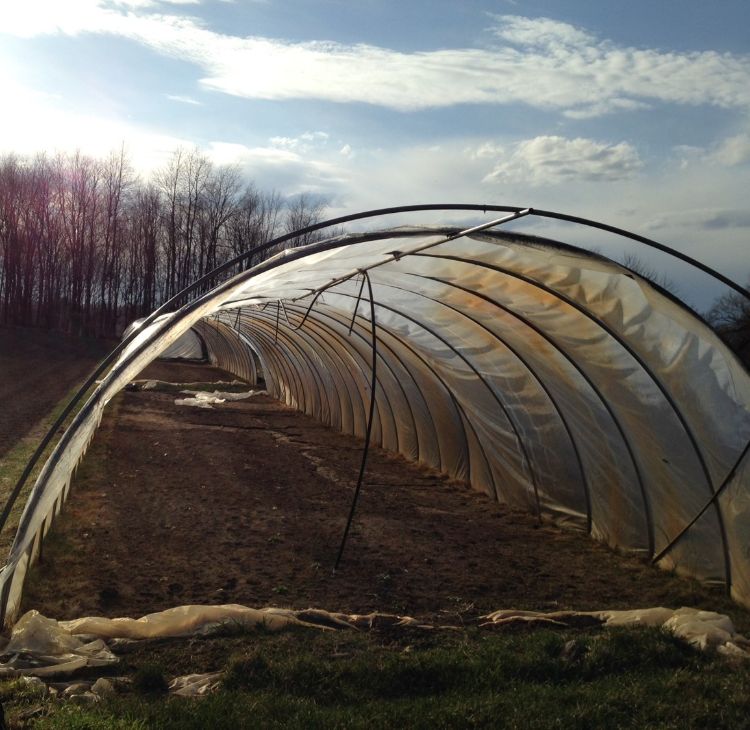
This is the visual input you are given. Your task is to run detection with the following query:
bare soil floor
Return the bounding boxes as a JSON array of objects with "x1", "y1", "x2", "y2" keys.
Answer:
[
  {"x1": 22, "y1": 361, "x2": 746, "y2": 625},
  {"x1": 0, "y1": 328, "x2": 109, "y2": 460}
]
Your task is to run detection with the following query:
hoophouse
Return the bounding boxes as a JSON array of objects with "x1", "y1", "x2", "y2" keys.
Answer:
[{"x1": 1, "y1": 205, "x2": 749, "y2": 626}]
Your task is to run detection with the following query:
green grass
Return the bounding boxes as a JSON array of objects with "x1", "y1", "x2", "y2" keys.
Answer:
[{"x1": 7, "y1": 624, "x2": 750, "y2": 729}]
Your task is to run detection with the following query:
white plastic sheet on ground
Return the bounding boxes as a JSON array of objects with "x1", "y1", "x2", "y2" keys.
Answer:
[
  {"x1": 174, "y1": 389, "x2": 260, "y2": 409},
  {"x1": 481, "y1": 606, "x2": 750, "y2": 657},
  {"x1": 0, "y1": 604, "x2": 747, "y2": 681}
]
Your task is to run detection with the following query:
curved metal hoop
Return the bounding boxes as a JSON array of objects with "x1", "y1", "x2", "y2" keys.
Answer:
[{"x1": 1, "y1": 203, "x2": 746, "y2": 534}]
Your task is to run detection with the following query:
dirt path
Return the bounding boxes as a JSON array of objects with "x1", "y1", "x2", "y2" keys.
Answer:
[
  {"x1": 0, "y1": 328, "x2": 109, "y2": 460},
  {"x1": 22, "y1": 362, "x2": 744, "y2": 625}
]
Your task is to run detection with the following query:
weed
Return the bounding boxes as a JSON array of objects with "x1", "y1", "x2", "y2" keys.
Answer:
[
  {"x1": 132, "y1": 663, "x2": 169, "y2": 694},
  {"x1": 222, "y1": 651, "x2": 272, "y2": 690}
]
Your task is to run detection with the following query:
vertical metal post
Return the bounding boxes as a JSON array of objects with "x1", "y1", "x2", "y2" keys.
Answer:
[
  {"x1": 348, "y1": 274, "x2": 366, "y2": 336},
  {"x1": 335, "y1": 272, "x2": 378, "y2": 571}
]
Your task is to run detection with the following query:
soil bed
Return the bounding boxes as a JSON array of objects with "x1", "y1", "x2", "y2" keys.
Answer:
[{"x1": 22, "y1": 361, "x2": 745, "y2": 625}]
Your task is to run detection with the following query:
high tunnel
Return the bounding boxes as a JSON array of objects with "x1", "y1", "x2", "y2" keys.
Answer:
[{"x1": 1, "y1": 209, "x2": 749, "y2": 625}]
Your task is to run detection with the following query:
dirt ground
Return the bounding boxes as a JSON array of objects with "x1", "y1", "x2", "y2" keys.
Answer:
[
  {"x1": 21, "y1": 360, "x2": 745, "y2": 626},
  {"x1": 0, "y1": 328, "x2": 109, "y2": 460}
]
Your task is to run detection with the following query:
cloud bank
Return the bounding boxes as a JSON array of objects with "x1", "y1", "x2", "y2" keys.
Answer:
[
  {"x1": 2, "y1": 4, "x2": 749, "y2": 116},
  {"x1": 480, "y1": 136, "x2": 643, "y2": 185}
]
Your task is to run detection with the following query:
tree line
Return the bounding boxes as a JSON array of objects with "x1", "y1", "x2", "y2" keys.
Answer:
[{"x1": 0, "y1": 147, "x2": 328, "y2": 337}]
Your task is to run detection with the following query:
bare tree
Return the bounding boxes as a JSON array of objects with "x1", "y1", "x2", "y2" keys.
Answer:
[
  {"x1": 706, "y1": 284, "x2": 750, "y2": 366},
  {"x1": 0, "y1": 145, "x2": 314, "y2": 336},
  {"x1": 283, "y1": 192, "x2": 329, "y2": 248},
  {"x1": 198, "y1": 164, "x2": 242, "y2": 280},
  {"x1": 99, "y1": 145, "x2": 134, "y2": 335},
  {"x1": 228, "y1": 186, "x2": 284, "y2": 267}
]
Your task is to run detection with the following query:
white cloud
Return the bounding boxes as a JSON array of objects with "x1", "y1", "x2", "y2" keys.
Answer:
[
  {"x1": 644, "y1": 208, "x2": 750, "y2": 232},
  {"x1": 481, "y1": 136, "x2": 643, "y2": 185},
  {"x1": 710, "y1": 133, "x2": 750, "y2": 167},
  {"x1": 2, "y1": 6, "x2": 749, "y2": 116},
  {"x1": 491, "y1": 14, "x2": 595, "y2": 48},
  {"x1": 166, "y1": 94, "x2": 202, "y2": 105},
  {"x1": 269, "y1": 131, "x2": 329, "y2": 153},
  {"x1": 206, "y1": 141, "x2": 348, "y2": 195},
  {"x1": 339, "y1": 144, "x2": 353, "y2": 158},
  {"x1": 671, "y1": 130, "x2": 750, "y2": 169}
]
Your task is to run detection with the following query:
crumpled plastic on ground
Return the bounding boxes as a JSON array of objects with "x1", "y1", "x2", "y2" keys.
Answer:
[
  {"x1": 0, "y1": 604, "x2": 433, "y2": 678},
  {"x1": 480, "y1": 606, "x2": 750, "y2": 657},
  {"x1": 129, "y1": 379, "x2": 248, "y2": 392},
  {"x1": 2, "y1": 604, "x2": 747, "y2": 681},
  {"x1": 174, "y1": 390, "x2": 261, "y2": 409},
  {"x1": 0, "y1": 611, "x2": 117, "y2": 677},
  {"x1": 169, "y1": 671, "x2": 223, "y2": 697}
]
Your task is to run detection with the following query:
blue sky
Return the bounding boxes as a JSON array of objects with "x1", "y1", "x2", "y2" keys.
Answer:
[{"x1": 0, "y1": 0, "x2": 748, "y2": 306}]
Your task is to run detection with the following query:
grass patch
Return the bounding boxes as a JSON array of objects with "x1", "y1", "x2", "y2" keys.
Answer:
[
  {"x1": 132, "y1": 664, "x2": 169, "y2": 695},
  {"x1": 14, "y1": 625, "x2": 750, "y2": 729}
]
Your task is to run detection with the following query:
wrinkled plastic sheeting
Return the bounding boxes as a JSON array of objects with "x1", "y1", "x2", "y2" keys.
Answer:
[
  {"x1": 2, "y1": 604, "x2": 748, "y2": 681},
  {"x1": 61, "y1": 604, "x2": 309, "y2": 639},
  {"x1": 169, "y1": 671, "x2": 223, "y2": 697},
  {"x1": 0, "y1": 611, "x2": 116, "y2": 677},
  {"x1": 2, "y1": 227, "x2": 749, "y2": 625},
  {"x1": 174, "y1": 389, "x2": 260, "y2": 409},
  {"x1": 123, "y1": 319, "x2": 205, "y2": 361},
  {"x1": 193, "y1": 318, "x2": 260, "y2": 385},
  {"x1": 481, "y1": 606, "x2": 750, "y2": 657},
  {"x1": 0, "y1": 604, "x2": 432, "y2": 677}
]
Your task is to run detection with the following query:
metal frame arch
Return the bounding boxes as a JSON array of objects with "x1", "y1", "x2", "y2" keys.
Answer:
[
  {"x1": 254, "y1": 305, "x2": 374, "y2": 439},
  {"x1": 293, "y1": 297, "x2": 487, "y2": 487},
  {"x1": 276, "y1": 302, "x2": 402, "y2": 454},
  {"x1": 232, "y1": 312, "x2": 331, "y2": 423},
  {"x1": 318, "y1": 291, "x2": 501, "y2": 500},
  {"x1": 233, "y1": 307, "x2": 338, "y2": 424},
  {"x1": 240, "y1": 316, "x2": 302, "y2": 407},
  {"x1": 195, "y1": 318, "x2": 258, "y2": 383},
  {"x1": 285, "y1": 302, "x2": 428, "y2": 466},
  {"x1": 407, "y1": 274, "x2": 643, "y2": 542},
  {"x1": 189, "y1": 325, "x2": 210, "y2": 363},
  {"x1": 332, "y1": 289, "x2": 542, "y2": 512},
  {"x1": 236, "y1": 311, "x2": 333, "y2": 423},
  {"x1": 252, "y1": 319, "x2": 308, "y2": 412},
  {"x1": 345, "y1": 308, "x2": 499, "y2": 500},
  {"x1": 373, "y1": 273, "x2": 593, "y2": 532},
  {"x1": 249, "y1": 306, "x2": 370, "y2": 437},
  {"x1": 405, "y1": 265, "x2": 668, "y2": 557},
  {"x1": 258, "y1": 313, "x2": 338, "y2": 427},
  {"x1": 285, "y1": 304, "x2": 391, "y2": 446},
  {"x1": 231, "y1": 326, "x2": 271, "y2": 390},
  {"x1": 312, "y1": 299, "x2": 468, "y2": 473},
  {"x1": 243, "y1": 311, "x2": 355, "y2": 434},
  {"x1": 416, "y1": 249, "x2": 732, "y2": 587}
]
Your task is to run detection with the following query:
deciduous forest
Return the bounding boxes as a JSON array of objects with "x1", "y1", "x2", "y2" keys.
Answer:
[
  {"x1": 1, "y1": 146, "x2": 748, "y2": 364},
  {"x1": 0, "y1": 147, "x2": 327, "y2": 337}
]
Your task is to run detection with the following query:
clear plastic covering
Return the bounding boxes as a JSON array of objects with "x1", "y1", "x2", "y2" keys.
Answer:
[
  {"x1": 1, "y1": 226, "x2": 748, "y2": 623},
  {"x1": 123, "y1": 319, "x2": 206, "y2": 361}
]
